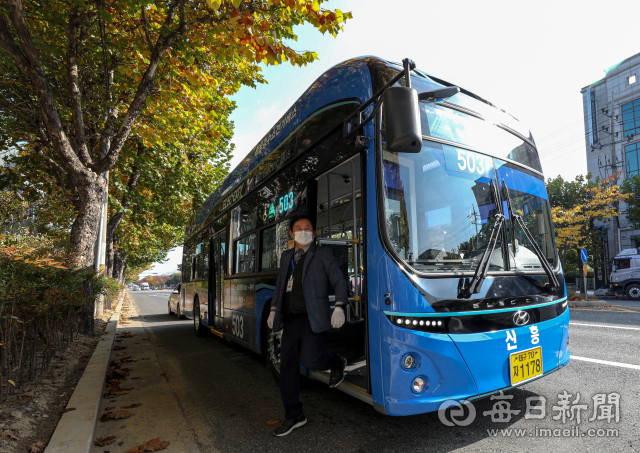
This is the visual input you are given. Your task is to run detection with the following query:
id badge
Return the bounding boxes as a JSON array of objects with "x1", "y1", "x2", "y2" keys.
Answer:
[{"x1": 286, "y1": 276, "x2": 294, "y2": 292}]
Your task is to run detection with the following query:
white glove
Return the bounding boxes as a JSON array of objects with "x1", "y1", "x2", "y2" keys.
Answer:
[
  {"x1": 267, "y1": 311, "x2": 276, "y2": 330},
  {"x1": 331, "y1": 307, "x2": 345, "y2": 329}
]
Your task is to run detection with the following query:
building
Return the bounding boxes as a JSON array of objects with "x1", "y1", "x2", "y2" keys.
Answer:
[{"x1": 581, "y1": 52, "x2": 640, "y2": 265}]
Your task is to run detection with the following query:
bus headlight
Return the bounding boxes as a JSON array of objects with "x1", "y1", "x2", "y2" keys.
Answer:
[
  {"x1": 402, "y1": 354, "x2": 415, "y2": 370},
  {"x1": 412, "y1": 377, "x2": 426, "y2": 393}
]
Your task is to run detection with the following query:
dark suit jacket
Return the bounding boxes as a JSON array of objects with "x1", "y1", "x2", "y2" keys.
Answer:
[{"x1": 270, "y1": 241, "x2": 348, "y2": 333}]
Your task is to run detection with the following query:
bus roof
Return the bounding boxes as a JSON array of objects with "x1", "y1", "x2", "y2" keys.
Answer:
[{"x1": 184, "y1": 56, "x2": 531, "y2": 241}]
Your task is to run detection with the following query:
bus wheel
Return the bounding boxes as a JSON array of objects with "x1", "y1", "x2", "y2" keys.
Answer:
[
  {"x1": 267, "y1": 328, "x2": 283, "y2": 382},
  {"x1": 626, "y1": 284, "x2": 640, "y2": 300},
  {"x1": 194, "y1": 301, "x2": 208, "y2": 338}
]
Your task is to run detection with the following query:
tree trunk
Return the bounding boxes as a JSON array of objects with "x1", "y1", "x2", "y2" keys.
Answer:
[
  {"x1": 70, "y1": 171, "x2": 107, "y2": 269},
  {"x1": 106, "y1": 233, "x2": 114, "y2": 278},
  {"x1": 113, "y1": 248, "x2": 127, "y2": 284},
  {"x1": 65, "y1": 171, "x2": 106, "y2": 335}
]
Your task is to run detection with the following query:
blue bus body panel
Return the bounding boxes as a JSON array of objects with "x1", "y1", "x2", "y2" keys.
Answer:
[
  {"x1": 379, "y1": 313, "x2": 478, "y2": 415},
  {"x1": 449, "y1": 313, "x2": 564, "y2": 395},
  {"x1": 559, "y1": 307, "x2": 570, "y2": 367}
]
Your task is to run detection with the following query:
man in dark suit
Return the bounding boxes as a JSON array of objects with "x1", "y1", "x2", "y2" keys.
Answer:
[{"x1": 267, "y1": 214, "x2": 348, "y2": 437}]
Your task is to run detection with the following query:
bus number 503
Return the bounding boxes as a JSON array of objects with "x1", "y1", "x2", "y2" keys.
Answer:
[
  {"x1": 457, "y1": 149, "x2": 489, "y2": 175},
  {"x1": 231, "y1": 314, "x2": 244, "y2": 339}
]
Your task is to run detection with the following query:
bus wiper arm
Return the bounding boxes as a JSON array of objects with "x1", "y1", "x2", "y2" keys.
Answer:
[
  {"x1": 502, "y1": 182, "x2": 560, "y2": 288},
  {"x1": 458, "y1": 213, "x2": 505, "y2": 299}
]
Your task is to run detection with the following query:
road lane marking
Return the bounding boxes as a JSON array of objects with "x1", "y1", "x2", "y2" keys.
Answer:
[
  {"x1": 569, "y1": 322, "x2": 640, "y2": 331},
  {"x1": 572, "y1": 356, "x2": 640, "y2": 371}
]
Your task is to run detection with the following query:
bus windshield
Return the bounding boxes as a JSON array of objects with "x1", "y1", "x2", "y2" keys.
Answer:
[{"x1": 382, "y1": 140, "x2": 558, "y2": 273}]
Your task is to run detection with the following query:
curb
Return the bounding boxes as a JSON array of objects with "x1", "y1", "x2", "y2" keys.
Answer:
[
  {"x1": 45, "y1": 297, "x2": 125, "y2": 453},
  {"x1": 569, "y1": 299, "x2": 608, "y2": 307}
]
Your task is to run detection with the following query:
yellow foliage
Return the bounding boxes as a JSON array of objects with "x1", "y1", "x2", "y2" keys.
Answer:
[{"x1": 552, "y1": 183, "x2": 628, "y2": 252}]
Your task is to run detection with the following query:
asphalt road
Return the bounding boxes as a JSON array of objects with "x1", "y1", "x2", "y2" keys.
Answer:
[{"x1": 130, "y1": 290, "x2": 640, "y2": 452}]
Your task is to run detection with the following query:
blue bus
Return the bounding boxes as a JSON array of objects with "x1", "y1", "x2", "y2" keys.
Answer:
[{"x1": 177, "y1": 56, "x2": 569, "y2": 416}]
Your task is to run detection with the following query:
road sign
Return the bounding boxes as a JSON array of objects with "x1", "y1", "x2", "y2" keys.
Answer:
[
  {"x1": 583, "y1": 263, "x2": 588, "y2": 276},
  {"x1": 581, "y1": 248, "x2": 588, "y2": 263}
]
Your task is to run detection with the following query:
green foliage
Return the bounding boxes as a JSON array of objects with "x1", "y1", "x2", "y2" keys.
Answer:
[
  {"x1": 165, "y1": 272, "x2": 181, "y2": 286},
  {"x1": 0, "y1": 0, "x2": 352, "y2": 271},
  {"x1": 621, "y1": 174, "x2": 640, "y2": 229}
]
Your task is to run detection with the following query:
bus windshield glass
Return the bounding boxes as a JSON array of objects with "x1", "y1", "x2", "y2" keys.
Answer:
[
  {"x1": 419, "y1": 102, "x2": 542, "y2": 172},
  {"x1": 382, "y1": 140, "x2": 558, "y2": 273}
]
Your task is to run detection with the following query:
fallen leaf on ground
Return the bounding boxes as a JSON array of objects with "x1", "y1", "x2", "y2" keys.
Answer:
[
  {"x1": 105, "y1": 406, "x2": 115, "y2": 410},
  {"x1": 116, "y1": 353, "x2": 126, "y2": 356},
  {"x1": 266, "y1": 419, "x2": 281, "y2": 425},
  {"x1": 141, "y1": 357, "x2": 150, "y2": 360},
  {"x1": 160, "y1": 373, "x2": 166, "y2": 376},
  {"x1": 142, "y1": 338, "x2": 150, "y2": 341},
  {"x1": 118, "y1": 332, "x2": 136, "y2": 338},
  {"x1": 131, "y1": 437, "x2": 170, "y2": 452},
  {"x1": 104, "y1": 384, "x2": 135, "y2": 397},
  {"x1": 1, "y1": 432, "x2": 20, "y2": 441},
  {"x1": 28, "y1": 441, "x2": 46, "y2": 453},
  {"x1": 63, "y1": 407, "x2": 76, "y2": 413},
  {"x1": 95, "y1": 435, "x2": 117, "y2": 446},
  {"x1": 121, "y1": 403, "x2": 142, "y2": 409},
  {"x1": 101, "y1": 338, "x2": 110, "y2": 341},
  {"x1": 114, "y1": 346, "x2": 127, "y2": 350},
  {"x1": 100, "y1": 410, "x2": 133, "y2": 422}
]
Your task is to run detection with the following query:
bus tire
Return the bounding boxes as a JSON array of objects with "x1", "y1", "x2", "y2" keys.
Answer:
[
  {"x1": 267, "y1": 327, "x2": 282, "y2": 383},
  {"x1": 626, "y1": 284, "x2": 640, "y2": 300},
  {"x1": 194, "y1": 299, "x2": 208, "y2": 338}
]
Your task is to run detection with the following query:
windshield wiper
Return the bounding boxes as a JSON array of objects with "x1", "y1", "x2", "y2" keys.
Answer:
[
  {"x1": 457, "y1": 213, "x2": 505, "y2": 298},
  {"x1": 502, "y1": 181, "x2": 560, "y2": 288},
  {"x1": 458, "y1": 181, "x2": 505, "y2": 298}
]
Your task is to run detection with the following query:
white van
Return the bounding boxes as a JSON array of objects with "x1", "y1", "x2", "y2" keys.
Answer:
[{"x1": 141, "y1": 282, "x2": 150, "y2": 291}]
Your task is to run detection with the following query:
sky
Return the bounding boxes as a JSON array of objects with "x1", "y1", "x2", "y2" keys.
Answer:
[{"x1": 140, "y1": 0, "x2": 640, "y2": 278}]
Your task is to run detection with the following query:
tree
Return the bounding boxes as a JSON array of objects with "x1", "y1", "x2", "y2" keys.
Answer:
[
  {"x1": 621, "y1": 174, "x2": 640, "y2": 229},
  {"x1": 548, "y1": 173, "x2": 628, "y2": 269},
  {"x1": 104, "y1": 126, "x2": 232, "y2": 282},
  {"x1": 0, "y1": 0, "x2": 352, "y2": 270}
]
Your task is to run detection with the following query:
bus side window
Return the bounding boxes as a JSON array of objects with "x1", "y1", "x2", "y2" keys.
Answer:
[
  {"x1": 260, "y1": 221, "x2": 289, "y2": 271},
  {"x1": 235, "y1": 233, "x2": 256, "y2": 274}
]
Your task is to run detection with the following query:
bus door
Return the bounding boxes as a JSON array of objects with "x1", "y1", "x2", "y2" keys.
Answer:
[
  {"x1": 313, "y1": 155, "x2": 369, "y2": 394},
  {"x1": 209, "y1": 231, "x2": 227, "y2": 331}
]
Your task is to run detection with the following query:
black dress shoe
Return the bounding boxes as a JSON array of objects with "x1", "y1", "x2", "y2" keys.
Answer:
[
  {"x1": 274, "y1": 414, "x2": 307, "y2": 437},
  {"x1": 329, "y1": 355, "x2": 347, "y2": 388}
]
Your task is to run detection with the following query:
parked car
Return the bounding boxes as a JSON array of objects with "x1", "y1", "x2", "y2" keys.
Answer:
[{"x1": 168, "y1": 284, "x2": 183, "y2": 317}]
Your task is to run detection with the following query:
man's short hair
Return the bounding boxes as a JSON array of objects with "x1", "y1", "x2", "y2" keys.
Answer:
[{"x1": 289, "y1": 214, "x2": 315, "y2": 232}]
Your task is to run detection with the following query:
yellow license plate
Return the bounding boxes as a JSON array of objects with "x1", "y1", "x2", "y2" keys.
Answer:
[{"x1": 509, "y1": 346, "x2": 543, "y2": 385}]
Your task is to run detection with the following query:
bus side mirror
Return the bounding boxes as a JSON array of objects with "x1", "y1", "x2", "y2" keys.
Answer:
[{"x1": 383, "y1": 86, "x2": 422, "y2": 153}]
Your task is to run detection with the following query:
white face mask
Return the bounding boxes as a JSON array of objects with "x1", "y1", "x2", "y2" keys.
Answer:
[{"x1": 294, "y1": 230, "x2": 314, "y2": 246}]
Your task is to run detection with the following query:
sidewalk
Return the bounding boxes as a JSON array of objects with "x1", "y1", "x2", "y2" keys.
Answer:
[{"x1": 90, "y1": 296, "x2": 200, "y2": 452}]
